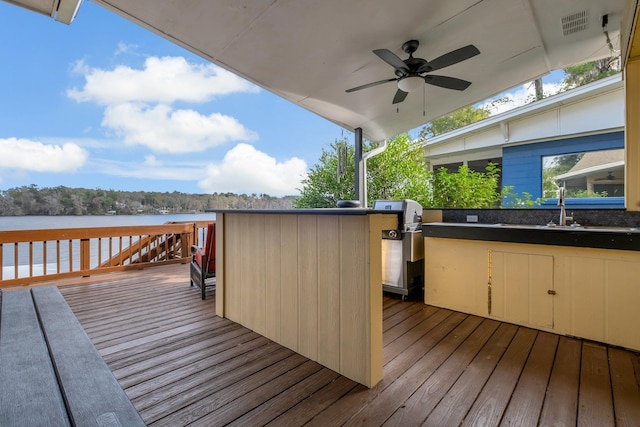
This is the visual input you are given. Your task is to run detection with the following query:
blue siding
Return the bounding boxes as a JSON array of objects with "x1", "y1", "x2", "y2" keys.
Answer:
[{"x1": 502, "y1": 131, "x2": 624, "y2": 208}]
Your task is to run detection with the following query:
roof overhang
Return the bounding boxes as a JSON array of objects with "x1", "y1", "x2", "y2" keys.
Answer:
[
  {"x1": 424, "y1": 74, "x2": 624, "y2": 147},
  {"x1": 556, "y1": 160, "x2": 625, "y2": 180}
]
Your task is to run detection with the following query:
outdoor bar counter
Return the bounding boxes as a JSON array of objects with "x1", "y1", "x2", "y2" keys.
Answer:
[{"x1": 212, "y1": 208, "x2": 398, "y2": 387}]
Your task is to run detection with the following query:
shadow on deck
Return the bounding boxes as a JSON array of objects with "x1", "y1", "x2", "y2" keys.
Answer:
[{"x1": 54, "y1": 264, "x2": 640, "y2": 426}]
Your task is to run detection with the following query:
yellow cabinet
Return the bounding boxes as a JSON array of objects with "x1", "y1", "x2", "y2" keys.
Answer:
[
  {"x1": 489, "y1": 251, "x2": 554, "y2": 329},
  {"x1": 559, "y1": 255, "x2": 640, "y2": 350},
  {"x1": 425, "y1": 236, "x2": 640, "y2": 351},
  {"x1": 424, "y1": 238, "x2": 488, "y2": 316}
]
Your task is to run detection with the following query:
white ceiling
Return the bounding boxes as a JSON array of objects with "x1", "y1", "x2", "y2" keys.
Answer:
[{"x1": 7, "y1": 0, "x2": 632, "y2": 141}]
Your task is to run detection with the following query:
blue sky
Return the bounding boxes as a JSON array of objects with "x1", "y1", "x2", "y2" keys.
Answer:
[
  {"x1": 0, "y1": 1, "x2": 348, "y2": 196},
  {"x1": 0, "y1": 2, "x2": 564, "y2": 197}
]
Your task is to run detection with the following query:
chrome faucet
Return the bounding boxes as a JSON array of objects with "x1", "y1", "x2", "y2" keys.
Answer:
[{"x1": 558, "y1": 186, "x2": 573, "y2": 226}]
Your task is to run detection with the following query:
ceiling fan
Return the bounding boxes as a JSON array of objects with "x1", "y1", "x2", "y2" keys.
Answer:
[
  {"x1": 346, "y1": 40, "x2": 480, "y2": 104},
  {"x1": 595, "y1": 172, "x2": 617, "y2": 181}
]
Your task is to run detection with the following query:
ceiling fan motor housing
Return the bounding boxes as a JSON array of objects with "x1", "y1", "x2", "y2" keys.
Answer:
[{"x1": 401, "y1": 39, "x2": 420, "y2": 54}]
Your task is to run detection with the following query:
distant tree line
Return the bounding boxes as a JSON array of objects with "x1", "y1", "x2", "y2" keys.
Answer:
[{"x1": 0, "y1": 185, "x2": 296, "y2": 216}]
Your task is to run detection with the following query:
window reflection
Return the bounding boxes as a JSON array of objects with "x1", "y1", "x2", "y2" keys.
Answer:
[{"x1": 542, "y1": 149, "x2": 624, "y2": 198}]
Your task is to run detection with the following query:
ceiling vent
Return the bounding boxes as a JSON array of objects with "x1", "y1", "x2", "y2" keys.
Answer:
[{"x1": 561, "y1": 10, "x2": 589, "y2": 36}]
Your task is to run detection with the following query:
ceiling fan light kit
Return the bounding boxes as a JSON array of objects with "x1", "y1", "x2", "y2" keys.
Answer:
[
  {"x1": 346, "y1": 39, "x2": 480, "y2": 104},
  {"x1": 398, "y1": 76, "x2": 424, "y2": 92}
]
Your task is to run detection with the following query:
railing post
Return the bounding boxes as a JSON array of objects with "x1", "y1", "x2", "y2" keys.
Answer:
[
  {"x1": 181, "y1": 231, "x2": 191, "y2": 263},
  {"x1": 80, "y1": 238, "x2": 90, "y2": 276}
]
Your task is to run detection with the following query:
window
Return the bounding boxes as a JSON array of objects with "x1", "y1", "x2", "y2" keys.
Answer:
[
  {"x1": 542, "y1": 148, "x2": 624, "y2": 198},
  {"x1": 434, "y1": 162, "x2": 463, "y2": 173},
  {"x1": 502, "y1": 131, "x2": 624, "y2": 209}
]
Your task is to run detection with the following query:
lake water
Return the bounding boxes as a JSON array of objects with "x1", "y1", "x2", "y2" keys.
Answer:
[{"x1": 0, "y1": 214, "x2": 216, "y2": 278}]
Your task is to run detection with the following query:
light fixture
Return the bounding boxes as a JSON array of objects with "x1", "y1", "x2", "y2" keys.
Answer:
[
  {"x1": 55, "y1": 0, "x2": 84, "y2": 24},
  {"x1": 398, "y1": 76, "x2": 424, "y2": 92}
]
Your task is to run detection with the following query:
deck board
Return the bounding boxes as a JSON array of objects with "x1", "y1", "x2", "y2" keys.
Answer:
[
  {"x1": 578, "y1": 343, "x2": 615, "y2": 426},
  {"x1": 539, "y1": 336, "x2": 582, "y2": 426},
  {"x1": 461, "y1": 327, "x2": 538, "y2": 426},
  {"x1": 139, "y1": 345, "x2": 296, "y2": 424},
  {"x1": 499, "y1": 332, "x2": 559, "y2": 426},
  {"x1": 46, "y1": 264, "x2": 640, "y2": 426},
  {"x1": 421, "y1": 322, "x2": 519, "y2": 427},
  {"x1": 610, "y1": 347, "x2": 640, "y2": 427}
]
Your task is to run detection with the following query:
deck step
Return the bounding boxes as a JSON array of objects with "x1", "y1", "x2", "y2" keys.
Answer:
[
  {"x1": 0, "y1": 289, "x2": 69, "y2": 426},
  {"x1": 32, "y1": 286, "x2": 146, "y2": 427}
]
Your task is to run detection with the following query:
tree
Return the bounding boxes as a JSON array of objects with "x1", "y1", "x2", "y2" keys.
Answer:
[
  {"x1": 562, "y1": 57, "x2": 620, "y2": 89},
  {"x1": 419, "y1": 105, "x2": 491, "y2": 139},
  {"x1": 367, "y1": 134, "x2": 431, "y2": 207},
  {"x1": 295, "y1": 135, "x2": 431, "y2": 208},
  {"x1": 534, "y1": 78, "x2": 544, "y2": 101},
  {"x1": 296, "y1": 134, "x2": 509, "y2": 209},
  {"x1": 427, "y1": 163, "x2": 503, "y2": 208},
  {"x1": 0, "y1": 185, "x2": 296, "y2": 215}
]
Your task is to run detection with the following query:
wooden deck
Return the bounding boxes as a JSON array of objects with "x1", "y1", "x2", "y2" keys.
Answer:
[{"x1": 52, "y1": 264, "x2": 640, "y2": 426}]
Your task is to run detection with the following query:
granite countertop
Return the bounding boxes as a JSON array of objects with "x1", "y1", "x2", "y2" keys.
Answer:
[
  {"x1": 422, "y1": 222, "x2": 640, "y2": 251},
  {"x1": 209, "y1": 208, "x2": 403, "y2": 216}
]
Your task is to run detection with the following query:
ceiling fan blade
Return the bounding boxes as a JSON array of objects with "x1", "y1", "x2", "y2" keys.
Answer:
[
  {"x1": 420, "y1": 44, "x2": 480, "y2": 73},
  {"x1": 345, "y1": 78, "x2": 397, "y2": 93},
  {"x1": 373, "y1": 49, "x2": 409, "y2": 73},
  {"x1": 425, "y1": 75, "x2": 472, "y2": 91},
  {"x1": 392, "y1": 89, "x2": 408, "y2": 104}
]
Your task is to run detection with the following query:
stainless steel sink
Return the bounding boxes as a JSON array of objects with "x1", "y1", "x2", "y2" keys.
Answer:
[
  {"x1": 492, "y1": 223, "x2": 639, "y2": 233},
  {"x1": 575, "y1": 225, "x2": 639, "y2": 232}
]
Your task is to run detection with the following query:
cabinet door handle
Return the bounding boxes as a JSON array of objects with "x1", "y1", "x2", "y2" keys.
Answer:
[{"x1": 547, "y1": 290, "x2": 557, "y2": 295}]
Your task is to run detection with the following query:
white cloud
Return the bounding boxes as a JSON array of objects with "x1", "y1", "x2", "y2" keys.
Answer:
[
  {"x1": 482, "y1": 81, "x2": 564, "y2": 115},
  {"x1": 198, "y1": 144, "x2": 307, "y2": 196},
  {"x1": 0, "y1": 138, "x2": 88, "y2": 172},
  {"x1": 144, "y1": 154, "x2": 162, "y2": 167},
  {"x1": 102, "y1": 103, "x2": 257, "y2": 153},
  {"x1": 67, "y1": 55, "x2": 260, "y2": 154},
  {"x1": 91, "y1": 158, "x2": 200, "y2": 181},
  {"x1": 115, "y1": 42, "x2": 138, "y2": 56},
  {"x1": 86, "y1": 145, "x2": 307, "y2": 196},
  {"x1": 68, "y1": 56, "x2": 258, "y2": 105}
]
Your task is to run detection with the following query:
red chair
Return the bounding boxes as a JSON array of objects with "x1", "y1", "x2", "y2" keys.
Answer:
[{"x1": 190, "y1": 223, "x2": 216, "y2": 299}]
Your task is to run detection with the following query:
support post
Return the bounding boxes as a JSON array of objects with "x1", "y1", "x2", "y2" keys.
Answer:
[
  {"x1": 625, "y1": 59, "x2": 640, "y2": 211},
  {"x1": 354, "y1": 128, "x2": 364, "y2": 206}
]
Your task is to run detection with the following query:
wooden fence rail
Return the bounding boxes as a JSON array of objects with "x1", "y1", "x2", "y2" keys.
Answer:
[{"x1": 0, "y1": 220, "x2": 212, "y2": 288}]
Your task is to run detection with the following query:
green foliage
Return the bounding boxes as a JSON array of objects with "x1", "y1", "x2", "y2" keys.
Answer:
[
  {"x1": 366, "y1": 134, "x2": 431, "y2": 207},
  {"x1": 562, "y1": 57, "x2": 620, "y2": 89},
  {"x1": 294, "y1": 138, "x2": 356, "y2": 208},
  {"x1": 501, "y1": 187, "x2": 544, "y2": 208},
  {"x1": 0, "y1": 185, "x2": 296, "y2": 215},
  {"x1": 565, "y1": 189, "x2": 608, "y2": 198},
  {"x1": 295, "y1": 135, "x2": 431, "y2": 208},
  {"x1": 542, "y1": 153, "x2": 584, "y2": 198},
  {"x1": 426, "y1": 163, "x2": 502, "y2": 208},
  {"x1": 419, "y1": 105, "x2": 491, "y2": 139},
  {"x1": 296, "y1": 139, "x2": 526, "y2": 209}
]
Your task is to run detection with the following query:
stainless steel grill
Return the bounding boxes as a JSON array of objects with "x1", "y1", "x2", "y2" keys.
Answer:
[{"x1": 372, "y1": 199, "x2": 424, "y2": 300}]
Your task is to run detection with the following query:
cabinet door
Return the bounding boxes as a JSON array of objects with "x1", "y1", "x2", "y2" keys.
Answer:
[
  {"x1": 490, "y1": 251, "x2": 554, "y2": 329},
  {"x1": 564, "y1": 256, "x2": 640, "y2": 350},
  {"x1": 425, "y1": 238, "x2": 488, "y2": 316}
]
